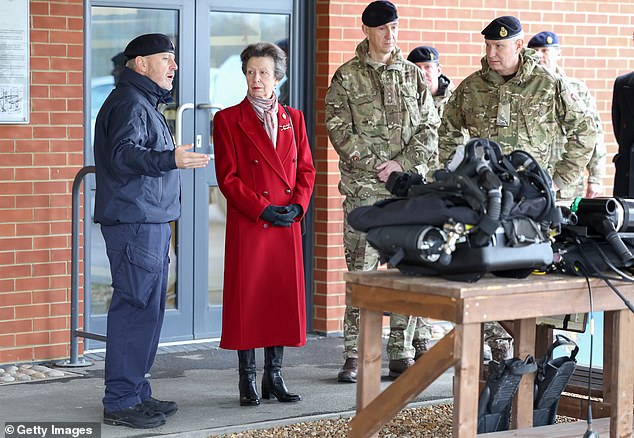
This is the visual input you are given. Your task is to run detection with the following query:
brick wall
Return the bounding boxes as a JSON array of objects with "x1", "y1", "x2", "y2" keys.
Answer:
[
  {"x1": 0, "y1": 0, "x2": 84, "y2": 363},
  {"x1": 312, "y1": 0, "x2": 634, "y2": 334},
  {"x1": 1, "y1": 0, "x2": 633, "y2": 363}
]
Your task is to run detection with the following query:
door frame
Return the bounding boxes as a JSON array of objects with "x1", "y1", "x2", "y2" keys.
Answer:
[
  {"x1": 82, "y1": 0, "x2": 315, "y2": 347},
  {"x1": 83, "y1": 0, "x2": 197, "y2": 347}
]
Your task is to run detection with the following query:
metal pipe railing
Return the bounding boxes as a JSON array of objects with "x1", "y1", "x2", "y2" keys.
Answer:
[{"x1": 57, "y1": 165, "x2": 103, "y2": 367}]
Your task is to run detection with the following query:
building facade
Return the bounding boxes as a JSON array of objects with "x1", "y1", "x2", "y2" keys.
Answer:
[{"x1": 1, "y1": 0, "x2": 633, "y2": 364}]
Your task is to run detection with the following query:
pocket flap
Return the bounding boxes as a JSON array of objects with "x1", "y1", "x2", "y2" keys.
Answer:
[{"x1": 126, "y1": 244, "x2": 160, "y2": 272}]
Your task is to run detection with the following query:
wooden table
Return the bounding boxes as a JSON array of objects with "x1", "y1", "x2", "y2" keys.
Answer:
[{"x1": 345, "y1": 271, "x2": 634, "y2": 438}]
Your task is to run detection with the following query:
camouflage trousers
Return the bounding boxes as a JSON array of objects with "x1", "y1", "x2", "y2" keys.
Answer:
[
  {"x1": 342, "y1": 307, "x2": 416, "y2": 360},
  {"x1": 342, "y1": 196, "x2": 416, "y2": 361},
  {"x1": 413, "y1": 317, "x2": 433, "y2": 342},
  {"x1": 483, "y1": 321, "x2": 513, "y2": 361}
]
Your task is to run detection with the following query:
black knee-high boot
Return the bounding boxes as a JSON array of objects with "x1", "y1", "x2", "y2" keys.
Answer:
[
  {"x1": 261, "y1": 346, "x2": 301, "y2": 402},
  {"x1": 237, "y1": 349, "x2": 260, "y2": 406}
]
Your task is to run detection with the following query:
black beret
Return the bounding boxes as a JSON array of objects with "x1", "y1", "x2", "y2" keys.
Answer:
[
  {"x1": 110, "y1": 52, "x2": 126, "y2": 67},
  {"x1": 124, "y1": 33, "x2": 175, "y2": 59},
  {"x1": 481, "y1": 16, "x2": 522, "y2": 40},
  {"x1": 528, "y1": 31, "x2": 559, "y2": 48},
  {"x1": 407, "y1": 46, "x2": 440, "y2": 63},
  {"x1": 276, "y1": 38, "x2": 289, "y2": 53},
  {"x1": 362, "y1": 1, "x2": 398, "y2": 28}
]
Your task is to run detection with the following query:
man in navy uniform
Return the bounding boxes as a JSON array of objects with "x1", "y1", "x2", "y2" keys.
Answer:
[{"x1": 94, "y1": 33, "x2": 209, "y2": 428}]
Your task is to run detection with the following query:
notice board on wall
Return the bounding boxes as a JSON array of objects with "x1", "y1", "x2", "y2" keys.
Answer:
[{"x1": 0, "y1": 0, "x2": 29, "y2": 124}]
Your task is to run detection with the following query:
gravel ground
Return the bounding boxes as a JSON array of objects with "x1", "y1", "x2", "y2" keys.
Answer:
[
  {"x1": 211, "y1": 403, "x2": 578, "y2": 438},
  {"x1": 210, "y1": 403, "x2": 453, "y2": 438}
]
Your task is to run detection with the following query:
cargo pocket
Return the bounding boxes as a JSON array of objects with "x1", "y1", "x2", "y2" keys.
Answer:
[
  {"x1": 113, "y1": 242, "x2": 161, "y2": 308},
  {"x1": 349, "y1": 91, "x2": 378, "y2": 130},
  {"x1": 401, "y1": 86, "x2": 421, "y2": 126},
  {"x1": 520, "y1": 101, "x2": 552, "y2": 162}
]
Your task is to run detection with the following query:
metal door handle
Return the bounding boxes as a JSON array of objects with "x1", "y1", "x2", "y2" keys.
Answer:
[
  {"x1": 175, "y1": 103, "x2": 195, "y2": 145},
  {"x1": 198, "y1": 104, "x2": 223, "y2": 158},
  {"x1": 197, "y1": 103, "x2": 225, "y2": 111}
]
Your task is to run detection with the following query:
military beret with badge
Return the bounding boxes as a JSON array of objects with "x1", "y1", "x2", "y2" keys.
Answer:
[
  {"x1": 528, "y1": 31, "x2": 560, "y2": 48},
  {"x1": 362, "y1": 0, "x2": 398, "y2": 27},
  {"x1": 124, "y1": 33, "x2": 175, "y2": 59},
  {"x1": 481, "y1": 15, "x2": 523, "y2": 40},
  {"x1": 407, "y1": 46, "x2": 440, "y2": 64}
]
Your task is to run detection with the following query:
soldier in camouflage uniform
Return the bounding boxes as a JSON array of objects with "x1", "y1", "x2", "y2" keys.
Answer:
[
  {"x1": 407, "y1": 46, "x2": 456, "y2": 356},
  {"x1": 439, "y1": 16, "x2": 598, "y2": 362},
  {"x1": 528, "y1": 31, "x2": 606, "y2": 200},
  {"x1": 407, "y1": 46, "x2": 455, "y2": 119},
  {"x1": 439, "y1": 17, "x2": 597, "y2": 190},
  {"x1": 325, "y1": 1, "x2": 440, "y2": 382}
]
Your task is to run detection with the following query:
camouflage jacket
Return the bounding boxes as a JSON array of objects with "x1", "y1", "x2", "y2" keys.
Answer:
[
  {"x1": 549, "y1": 69, "x2": 606, "y2": 198},
  {"x1": 439, "y1": 48, "x2": 598, "y2": 191},
  {"x1": 434, "y1": 74, "x2": 455, "y2": 119},
  {"x1": 325, "y1": 39, "x2": 440, "y2": 199}
]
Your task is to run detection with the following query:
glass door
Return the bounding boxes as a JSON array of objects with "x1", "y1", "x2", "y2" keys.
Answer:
[
  {"x1": 191, "y1": 1, "x2": 292, "y2": 338},
  {"x1": 85, "y1": 2, "x2": 195, "y2": 347}
]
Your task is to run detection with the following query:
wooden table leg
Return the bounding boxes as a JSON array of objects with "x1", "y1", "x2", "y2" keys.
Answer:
[
  {"x1": 350, "y1": 330, "x2": 457, "y2": 438},
  {"x1": 603, "y1": 311, "x2": 614, "y2": 402},
  {"x1": 349, "y1": 307, "x2": 383, "y2": 438},
  {"x1": 512, "y1": 318, "x2": 536, "y2": 429},
  {"x1": 453, "y1": 322, "x2": 481, "y2": 437},
  {"x1": 535, "y1": 324, "x2": 553, "y2": 360},
  {"x1": 607, "y1": 309, "x2": 634, "y2": 438}
]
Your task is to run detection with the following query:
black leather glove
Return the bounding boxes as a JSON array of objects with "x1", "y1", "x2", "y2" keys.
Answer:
[
  {"x1": 272, "y1": 218, "x2": 293, "y2": 227},
  {"x1": 284, "y1": 204, "x2": 303, "y2": 220},
  {"x1": 260, "y1": 205, "x2": 286, "y2": 223},
  {"x1": 272, "y1": 204, "x2": 303, "y2": 227},
  {"x1": 261, "y1": 204, "x2": 302, "y2": 227},
  {"x1": 386, "y1": 171, "x2": 423, "y2": 197}
]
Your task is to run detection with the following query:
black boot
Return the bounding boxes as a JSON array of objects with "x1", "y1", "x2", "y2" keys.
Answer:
[
  {"x1": 261, "y1": 346, "x2": 301, "y2": 402},
  {"x1": 237, "y1": 349, "x2": 260, "y2": 406}
]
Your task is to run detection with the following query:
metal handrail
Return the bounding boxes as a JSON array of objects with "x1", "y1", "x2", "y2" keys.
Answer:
[{"x1": 57, "y1": 165, "x2": 103, "y2": 367}]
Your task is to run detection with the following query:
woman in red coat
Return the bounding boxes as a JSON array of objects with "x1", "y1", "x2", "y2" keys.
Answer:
[{"x1": 212, "y1": 42, "x2": 316, "y2": 407}]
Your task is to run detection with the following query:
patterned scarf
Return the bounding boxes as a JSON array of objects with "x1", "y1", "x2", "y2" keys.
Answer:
[{"x1": 247, "y1": 94, "x2": 279, "y2": 148}]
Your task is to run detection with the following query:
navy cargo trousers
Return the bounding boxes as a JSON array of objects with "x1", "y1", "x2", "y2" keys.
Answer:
[{"x1": 100, "y1": 222, "x2": 171, "y2": 413}]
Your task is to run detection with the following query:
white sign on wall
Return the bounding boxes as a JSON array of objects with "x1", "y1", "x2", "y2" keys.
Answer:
[{"x1": 0, "y1": 0, "x2": 29, "y2": 124}]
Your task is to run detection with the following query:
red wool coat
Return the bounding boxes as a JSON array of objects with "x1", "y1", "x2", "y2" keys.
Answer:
[{"x1": 213, "y1": 98, "x2": 316, "y2": 350}]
